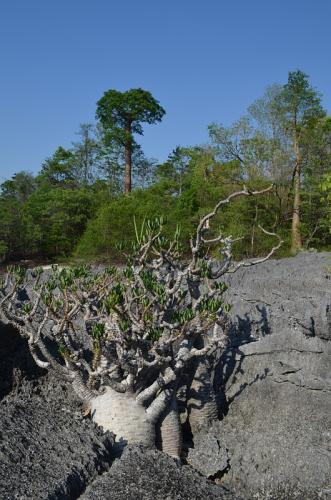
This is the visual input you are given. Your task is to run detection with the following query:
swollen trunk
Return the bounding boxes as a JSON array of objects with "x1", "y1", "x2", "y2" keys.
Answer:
[
  {"x1": 159, "y1": 393, "x2": 182, "y2": 458},
  {"x1": 90, "y1": 388, "x2": 155, "y2": 448},
  {"x1": 187, "y1": 358, "x2": 218, "y2": 434}
]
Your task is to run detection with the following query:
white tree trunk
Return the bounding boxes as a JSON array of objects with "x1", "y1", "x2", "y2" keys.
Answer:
[{"x1": 90, "y1": 388, "x2": 155, "y2": 448}]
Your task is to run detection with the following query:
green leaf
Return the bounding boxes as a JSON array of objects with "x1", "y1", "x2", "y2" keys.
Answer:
[{"x1": 91, "y1": 323, "x2": 105, "y2": 339}]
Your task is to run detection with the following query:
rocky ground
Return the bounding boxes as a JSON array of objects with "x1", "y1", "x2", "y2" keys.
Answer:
[
  {"x1": 0, "y1": 251, "x2": 330, "y2": 499},
  {"x1": 0, "y1": 326, "x2": 114, "y2": 499},
  {"x1": 216, "y1": 251, "x2": 331, "y2": 499},
  {"x1": 81, "y1": 445, "x2": 235, "y2": 500}
]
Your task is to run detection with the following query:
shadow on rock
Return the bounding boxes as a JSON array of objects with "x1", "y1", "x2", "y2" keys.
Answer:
[
  {"x1": 214, "y1": 304, "x2": 272, "y2": 415},
  {"x1": 0, "y1": 321, "x2": 46, "y2": 401}
]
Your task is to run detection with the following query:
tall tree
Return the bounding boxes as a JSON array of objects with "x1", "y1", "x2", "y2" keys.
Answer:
[
  {"x1": 300, "y1": 116, "x2": 331, "y2": 247},
  {"x1": 1, "y1": 171, "x2": 36, "y2": 203},
  {"x1": 37, "y1": 147, "x2": 77, "y2": 188},
  {"x1": 248, "y1": 84, "x2": 293, "y2": 184},
  {"x1": 277, "y1": 71, "x2": 325, "y2": 253},
  {"x1": 72, "y1": 124, "x2": 99, "y2": 186},
  {"x1": 133, "y1": 150, "x2": 157, "y2": 189},
  {"x1": 96, "y1": 88, "x2": 165, "y2": 194},
  {"x1": 25, "y1": 187, "x2": 95, "y2": 257},
  {"x1": 0, "y1": 172, "x2": 37, "y2": 260},
  {"x1": 321, "y1": 171, "x2": 331, "y2": 233},
  {"x1": 156, "y1": 147, "x2": 192, "y2": 195},
  {"x1": 94, "y1": 124, "x2": 123, "y2": 196}
]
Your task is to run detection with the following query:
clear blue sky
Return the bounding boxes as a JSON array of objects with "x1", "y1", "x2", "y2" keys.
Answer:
[{"x1": 0, "y1": 0, "x2": 330, "y2": 181}]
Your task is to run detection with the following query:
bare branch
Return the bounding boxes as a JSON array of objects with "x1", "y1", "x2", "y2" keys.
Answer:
[
  {"x1": 146, "y1": 387, "x2": 174, "y2": 423},
  {"x1": 136, "y1": 367, "x2": 176, "y2": 405},
  {"x1": 228, "y1": 226, "x2": 283, "y2": 273},
  {"x1": 191, "y1": 185, "x2": 273, "y2": 259}
]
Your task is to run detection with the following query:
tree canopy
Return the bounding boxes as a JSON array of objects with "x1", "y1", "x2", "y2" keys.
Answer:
[
  {"x1": 96, "y1": 88, "x2": 165, "y2": 194},
  {"x1": 0, "y1": 76, "x2": 329, "y2": 265}
]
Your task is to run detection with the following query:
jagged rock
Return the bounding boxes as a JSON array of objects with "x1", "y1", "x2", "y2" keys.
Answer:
[
  {"x1": 212, "y1": 251, "x2": 331, "y2": 499},
  {"x1": 81, "y1": 445, "x2": 238, "y2": 500},
  {"x1": 0, "y1": 322, "x2": 45, "y2": 400},
  {"x1": 224, "y1": 251, "x2": 331, "y2": 342},
  {"x1": 187, "y1": 429, "x2": 228, "y2": 477},
  {"x1": 0, "y1": 323, "x2": 114, "y2": 500}
]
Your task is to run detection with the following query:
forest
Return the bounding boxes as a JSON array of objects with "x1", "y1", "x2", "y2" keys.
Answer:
[{"x1": 0, "y1": 70, "x2": 330, "y2": 264}]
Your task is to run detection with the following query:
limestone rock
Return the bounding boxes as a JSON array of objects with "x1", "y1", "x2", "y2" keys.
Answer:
[
  {"x1": 81, "y1": 445, "x2": 238, "y2": 500},
  {"x1": 0, "y1": 323, "x2": 114, "y2": 499},
  {"x1": 213, "y1": 252, "x2": 331, "y2": 499},
  {"x1": 187, "y1": 429, "x2": 228, "y2": 477}
]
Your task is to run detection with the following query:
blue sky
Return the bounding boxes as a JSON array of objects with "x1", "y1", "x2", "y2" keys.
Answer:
[{"x1": 0, "y1": 0, "x2": 330, "y2": 181}]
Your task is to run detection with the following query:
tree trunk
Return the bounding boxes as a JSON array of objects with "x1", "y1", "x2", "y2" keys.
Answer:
[
  {"x1": 158, "y1": 393, "x2": 182, "y2": 459},
  {"x1": 124, "y1": 122, "x2": 132, "y2": 195},
  {"x1": 187, "y1": 357, "x2": 218, "y2": 435},
  {"x1": 90, "y1": 388, "x2": 155, "y2": 449},
  {"x1": 291, "y1": 134, "x2": 303, "y2": 254}
]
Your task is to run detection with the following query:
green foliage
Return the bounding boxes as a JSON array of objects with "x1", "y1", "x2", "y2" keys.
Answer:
[
  {"x1": 1, "y1": 171, "x2": 36, "y2": 202},
  {"x1": 279, "y1": 70, "x2": 325, "y2": 131},
  {"x1": 0, "y1": 189, "x2": 33, "y2": 259},
  {"x1": 321, "y1": 172, "x2": 331, "y2": 234},
  {"x1": 7, "y1": 265, "x2": 26, "y2": 285},
  {"x1": 75, "y1": 132, "x2": 330, "y2": 261},
  {"x1": 104, "y1": 284, "x2": 124, "y2": 313},
  {"x1": 90, "y1": 323, "x2": 106, "y2": 340},
  {"x1": 0, "y1": 79, "x2": 330, "y2": 264},
  {"x1": 0, "y1": 240, "x2": 8, "y2": 258},
  {"x1": 96, "y1": 88, "x2": 165, "y2": 193},
  {"x1": 24, "y1": 187, "x2": 96, "y2": 258},
  {"x1": 75, "y1": 187, "x2": 177, "y2": 259},
  {"x1": 96, "y1": 88, "x2": 165, "y2": 137},
  {"x1": 22, "y1": 302, "x2": 32, "y2": 314},
  {"x1": 37, "y1": 147, "x2": 77, "y2": 188}
]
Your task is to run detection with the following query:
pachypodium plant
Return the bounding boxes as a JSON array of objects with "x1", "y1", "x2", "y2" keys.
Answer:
[{"x1": 0, "y1": 186, "x2": 282, "y2": 458}]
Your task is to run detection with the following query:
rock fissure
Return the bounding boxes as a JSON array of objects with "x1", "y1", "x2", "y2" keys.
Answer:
[
  {"x1": 231, "y1": 347, "x2": 324, "y2": 357},
  {"x1": 272, "y1": 378, "x2": 331, "y2": 392}
]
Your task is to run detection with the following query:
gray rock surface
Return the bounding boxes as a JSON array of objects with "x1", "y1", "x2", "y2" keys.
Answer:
[
  {"x1": 0, "y1": 323, "x2": 114, "y2": 500},
  {"x1": 0, "y1": 322, "x2": 45, "y2": 400},
  {"x1": 211, "y1": 252, "x2": 331, "y2": 499},
  {"x1": 187, "y1": 428, "x2": 229, "y2": 478},
  {"x1": 81, "y1": 445, "x2": 238, "y2": 500},
  {"x1": 224, "y1": 251, "x2": 330, "y2": 341}
]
